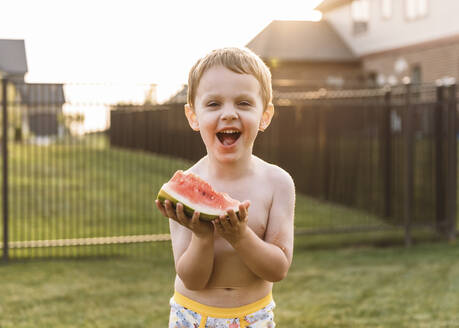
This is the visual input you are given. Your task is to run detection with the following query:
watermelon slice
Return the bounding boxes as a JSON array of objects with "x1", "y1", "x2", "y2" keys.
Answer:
[{"x1": 156, "y1": 170, "x2": 241, "y2": 221}]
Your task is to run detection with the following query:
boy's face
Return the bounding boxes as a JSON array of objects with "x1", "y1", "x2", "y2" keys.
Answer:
[{"x1": 185, "y1": 65, "x2": 273, "y2": 164}]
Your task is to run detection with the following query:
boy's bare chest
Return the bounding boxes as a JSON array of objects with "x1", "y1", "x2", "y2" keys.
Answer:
[{"x1": 214, "y1": 181, "x2": 272, "y2": 239}]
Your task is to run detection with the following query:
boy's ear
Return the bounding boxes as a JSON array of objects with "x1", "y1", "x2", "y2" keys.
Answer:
[
  {"x1": 184, "y1": 104, "x2": 199, "y2": 131},
  {"x1": 259, "y1": 103, "x2": 274, "y2": 132}
]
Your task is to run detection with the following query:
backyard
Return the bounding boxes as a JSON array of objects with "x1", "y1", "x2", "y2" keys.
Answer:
[
  {"x1": 0, "y1": 135, "x2": 458, "y2": 327},
  {"x1": 1, "y1": 234, "x2": 458, "y2": 327},
  {"x1": 2, "y1": 134, "x2": 395, "y2": 254}
]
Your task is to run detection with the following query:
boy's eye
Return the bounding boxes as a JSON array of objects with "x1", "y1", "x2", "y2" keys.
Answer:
[
  {"x1": 207, "y1": 102, "x2": 219, "y2": 107},
  {"x1": 239, "y1": 101, "x2": 251, "y2": 106}
]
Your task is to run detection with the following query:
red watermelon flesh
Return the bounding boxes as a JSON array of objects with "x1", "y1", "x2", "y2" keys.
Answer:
[{"x1": 156, "y1": 170, "x2": 241, "y2": 221}]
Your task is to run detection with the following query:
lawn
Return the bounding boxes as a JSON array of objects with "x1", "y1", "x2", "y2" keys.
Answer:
[
  {"x1": 2, "y1": 134, "x2": 393, "y2": 260},
  {"x1": 1, "y1": 135, "x2": 458, "y2": 327},
  {"x1": 5, "y1": 135, "x2": 186, "y2": 242},
  {"x1": 1, "y1": 233, "x2": 458, "y2": 327}
]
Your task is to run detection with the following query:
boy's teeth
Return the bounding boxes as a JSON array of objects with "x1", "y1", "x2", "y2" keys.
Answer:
[{"x1": 216, "y1": 130, "x2": 241, "y2": 145}]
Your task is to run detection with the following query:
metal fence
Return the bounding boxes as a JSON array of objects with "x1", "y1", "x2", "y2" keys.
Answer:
[
  {"x1": 110, "y1": 83, "x2": 457, "y2": 244},
  {"x1": 0, "y1": 80, "x2": 176, "y2": 261},
  {"x1": 1, "y1": 79, "x2": 457, "y2": 261}
]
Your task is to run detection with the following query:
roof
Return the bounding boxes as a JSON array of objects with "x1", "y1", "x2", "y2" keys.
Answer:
[
  {"x1": 0, "y1": 39, "x2": 28, "y2": 75},
  {"x1": 315, "y1": 0, "x2": 353, "y2": 13},
  {"x1": 164, "y1": 84, "x2": 187, "y2": 104},
  {"x1": 15, "y1": 83, "x2": 66, "y2": 106},
  {"x1": 246, "y1": 20, "x2": 358, "y2": 62}
]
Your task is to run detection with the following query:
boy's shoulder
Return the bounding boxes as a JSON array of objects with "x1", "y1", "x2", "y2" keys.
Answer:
[
  {"x1": 254, "y1": 156, "x2": 295, "y2": 190},
  {"x1": 185, "y1": 156, "x2": 208, "y2": 176}
]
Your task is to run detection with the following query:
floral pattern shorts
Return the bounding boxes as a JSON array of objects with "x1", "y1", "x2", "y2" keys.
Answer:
[{"x1": 168, "y1": 291, "x2": 276, "y2": 328}]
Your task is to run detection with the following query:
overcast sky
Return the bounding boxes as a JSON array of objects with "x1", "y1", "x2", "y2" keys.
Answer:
[{"x1": 0, "y1": 0, "x2": 322, "y2": 101}]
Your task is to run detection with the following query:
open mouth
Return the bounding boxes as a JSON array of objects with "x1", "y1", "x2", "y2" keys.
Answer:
[{"x1": 216, "y1": 130, "x2": 241, "y2": 146}]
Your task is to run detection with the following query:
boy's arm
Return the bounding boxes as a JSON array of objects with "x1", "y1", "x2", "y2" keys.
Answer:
[
  {"x1": 170, "y1": 220, "x2": 214, "y2": 290},
  {"x1": 215, "y1": 169, "x2": 295, "y2": 282},
  {"x1": 214, "y1": 168, "x2": 295, "y2": 282},
  {"x1": 157, "y1": 200, "x2": 215, "y2": 290}
]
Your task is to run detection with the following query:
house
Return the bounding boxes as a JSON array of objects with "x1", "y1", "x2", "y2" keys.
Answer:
[
  {"x1": 247, "y1": 0, "x2": 459, "y2": 90},
  {"x1": 318, "y1": 0, "x2": 459, "y2": 86},
  {"x1": 246, "y1": 20, "x2": 363, "y2": 91},
  {"x1": 0, "y1": 39, "x2": 28, "y2": 82},
  {"x1": 15, "y1": 83, "x2": 66, "y2": 138},
  {"x1": 164, "y1": 84, "x2": 187, "y2": 104},
  {"x1": 0, "y1": 39, "x2": 66, "y2": 139}
]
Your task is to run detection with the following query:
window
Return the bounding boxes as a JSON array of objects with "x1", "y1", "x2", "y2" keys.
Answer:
[
  {"x1": 351, "y1": 0, "x2": 370, "y2": 34},
  {"x1": 381, "y1": 0, "x2": 392, "y2": 19},
  {"x1": 405, "y1": 0, "x2": 428, "y2": 20}
]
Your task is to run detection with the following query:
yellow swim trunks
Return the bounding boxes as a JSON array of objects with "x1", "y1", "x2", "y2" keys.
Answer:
[{"x1": 169, "y1": 291, "x2": 276, "y2": 328}]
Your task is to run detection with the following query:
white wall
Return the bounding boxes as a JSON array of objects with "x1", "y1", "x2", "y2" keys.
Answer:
[{"x1": 324, "y1": 0, "x2": 459, "y2": 56}]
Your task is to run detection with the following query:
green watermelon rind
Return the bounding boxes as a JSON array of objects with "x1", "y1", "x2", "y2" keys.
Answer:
[{"x1": 156, "y1": 188, "x2": 239, "y2": 221}]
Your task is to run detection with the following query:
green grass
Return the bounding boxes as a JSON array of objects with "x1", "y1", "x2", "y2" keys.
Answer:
[
  {"x1": 1, "y1": 135, "x2": 458, "y2": 326},
  {"x1": 1, "y1": 235, "x2": 458, "y2": 327},
  {"x1": 4, "y1": 136, "x2": 191, "y2": 243},
  {"x1": 2, "y1": 134, "x2": 391, "y2": 253},
  {"x1": 276, "y1": 235, "x2": 459, "y2": 327},
  {"x1": 295, "y1": 193, "x2": 391, "y2": 232}
]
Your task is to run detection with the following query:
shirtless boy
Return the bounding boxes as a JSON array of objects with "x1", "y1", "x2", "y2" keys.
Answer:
[{"x1": 155, "y1": 47, "x2": 295, "y2": 328}]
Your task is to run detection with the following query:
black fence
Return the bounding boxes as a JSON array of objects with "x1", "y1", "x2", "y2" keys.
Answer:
[
  {"x1": 0, "y1": 80, "x2": 175, "y2": 261},
  {"x1": 1, "y1": 79, "x2": 457, "y2": 261},
  {"x1": 111, "y1": 83, "x2": 457, "y2": 244}
]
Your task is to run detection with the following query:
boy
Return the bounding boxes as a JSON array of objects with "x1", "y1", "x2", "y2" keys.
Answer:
[{"x1": 155, "y1": 47, "x2": 295, "y2": 328}]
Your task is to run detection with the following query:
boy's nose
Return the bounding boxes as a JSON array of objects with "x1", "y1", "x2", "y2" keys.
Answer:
[{"x1": 221, "y1": 106, "x2": 238, "y2": 121}]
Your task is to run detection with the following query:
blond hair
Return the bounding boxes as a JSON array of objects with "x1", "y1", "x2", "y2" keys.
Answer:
[{"x1": 187, "y1": 47, "x2": 272, "y2": 111}]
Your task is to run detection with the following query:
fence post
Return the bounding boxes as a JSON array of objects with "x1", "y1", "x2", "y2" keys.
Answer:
[
  {"x1": 383, "y1": 89, "x2": 392, "y2": 218},
  {"x1": 435, "y1": 84, "x2": 446, "y2": 235},
  {"x1": 403, "y1": 83, "x2": 414, "y2": 247},
  {"x1": 2, "y1": 78, "x2": 9, "y2": 262},
  {"x1": 446, "y1": 84, "x2": 457, "y2": 241},
  {"x1": 320, "y1": 105, "x2": 330, "y2": 201}
]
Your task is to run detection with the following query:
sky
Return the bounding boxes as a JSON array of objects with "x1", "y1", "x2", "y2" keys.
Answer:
[{"x1": 0, "y1": 0, "x2": 322, "y2": 102}]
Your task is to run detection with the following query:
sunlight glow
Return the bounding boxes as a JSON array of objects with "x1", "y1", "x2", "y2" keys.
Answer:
[
  {"x1": 1, "y1": 0, "x2": 325, "y2": 133},
  {"x1": 276, "y1": 9, "x2": 322, "y2": 21}
]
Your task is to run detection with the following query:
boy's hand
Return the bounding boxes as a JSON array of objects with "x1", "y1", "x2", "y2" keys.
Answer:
[
  {"x1": 155, "y1": 199, "x2": 214, "y2": 239},
  {"x1": 213, "y1": 201, "x2": 250, "y2": 245}
]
